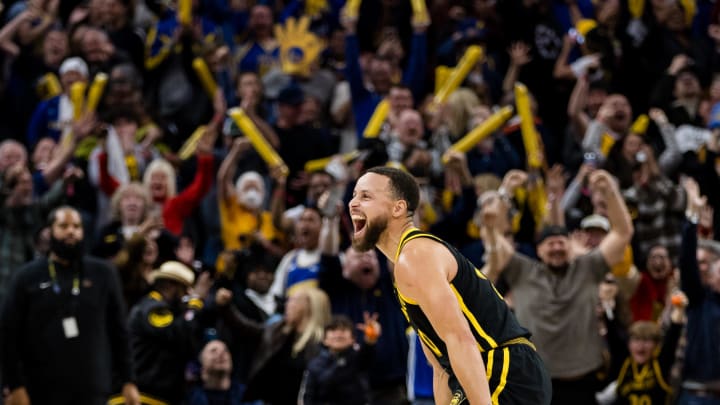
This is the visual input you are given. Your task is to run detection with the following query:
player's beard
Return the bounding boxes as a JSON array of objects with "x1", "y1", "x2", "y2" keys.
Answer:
[{"x1": 352, "y1": 215, "x2": 387, "y2": 252}]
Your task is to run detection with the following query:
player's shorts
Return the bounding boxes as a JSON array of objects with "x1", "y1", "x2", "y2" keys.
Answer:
[{"x1": 448, "y1": 337, "x2": 552, "y2": 405}]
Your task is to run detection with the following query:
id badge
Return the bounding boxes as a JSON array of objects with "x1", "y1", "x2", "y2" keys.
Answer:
[{"x1": 62, "y1": 317, "x2": 79, "y2": 339}]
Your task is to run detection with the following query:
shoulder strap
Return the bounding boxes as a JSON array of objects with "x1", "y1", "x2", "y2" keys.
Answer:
[{"x1": 395, "y1": 229, "x2": 444, "y2": 262}]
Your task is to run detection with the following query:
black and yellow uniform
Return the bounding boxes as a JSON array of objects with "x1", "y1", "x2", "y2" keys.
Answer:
[
  {"x1": 606, "y1": 316, "x2": 682, "y2": 405},
  {"x1": 615, "y1": 357, "x2": 672, "y2": 405},
  {"x1": 127, "y1": 291, "x2": 204, "y2": 405},
  {"x1": 394, "y1": 228, "x2": 551, "y2": 405}
]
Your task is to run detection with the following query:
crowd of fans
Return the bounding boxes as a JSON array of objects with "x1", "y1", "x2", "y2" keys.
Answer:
[{"x1": 0, "y1": 0, "x2": 719, "y2": 402}]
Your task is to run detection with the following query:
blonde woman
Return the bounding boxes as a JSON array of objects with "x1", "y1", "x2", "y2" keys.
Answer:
[
  {"x1": 214, "y1": 286, "x2": 331, "y2": 404},
  {"x1": 93, "y1": 182, "x2": 176, "y2": 264}
]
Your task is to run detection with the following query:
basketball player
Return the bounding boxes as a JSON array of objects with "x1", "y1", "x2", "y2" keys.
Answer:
[{"x1": 348, "y1": 167, "x2": 552, "y2": 405}]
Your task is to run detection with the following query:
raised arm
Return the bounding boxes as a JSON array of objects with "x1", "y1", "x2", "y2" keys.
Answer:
[
  {"x1": 567, "y1": 75, "x2": 591, "y2": 135},
  {"x1": 593, "y1": 170, "x2": 634, "y2": 267},
  {"x1": 402, "y1": 18, "x2": 429, "y2": 99},
  {"x1": 479, "y1": 191, "x2": 516, "y2": 283},
  {"x1": 41, "y1": 115, "x2": 96, "y2": 185},
  {"x1": 341, "y1": 14, "x2": 370, "y2": 103},
  {"x1": 502, "y1": 42, "x2": 531, "y2": 97},
  {"x1": 543, "y1": 164, "x2": 566, "y2": 227},
  {"x1": 0, "y1": 9, "x2": 35, "y2": 53},
  {"x1": 395, "y1": 239, "x2": 492, "y2": 405},
  {"x1": 648, "y1": 108, "x2": 681, "y2": 174},
  {"x1": 680, "y1": 177, "x2": 705, "y2": 307},
  {"x1": 217, "y1": 137, "x2": 250, "y2": 202},
  {"x1": 553, "y1": 35, "x2": 576, "y2": 81}
]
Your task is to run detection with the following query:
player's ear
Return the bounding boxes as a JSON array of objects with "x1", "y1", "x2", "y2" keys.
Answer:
[{"x1": 392, "y1": 200, "x2": 407, "y2": 218}]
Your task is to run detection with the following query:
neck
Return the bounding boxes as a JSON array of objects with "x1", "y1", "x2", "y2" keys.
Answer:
[
  {"x1": 49, "y1": 252, "x2": 71, "y2": 266},
  {"x1": 202, "y1": 371, "x2": 231, "y2": 390},
  {"x1": 375, "y1": 220, "x2": 416, "y2": 263}
]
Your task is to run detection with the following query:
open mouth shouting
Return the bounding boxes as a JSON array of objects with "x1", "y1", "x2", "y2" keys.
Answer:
[{"x1": 352, "y1": 215, "x2": 367, "y2": 239}]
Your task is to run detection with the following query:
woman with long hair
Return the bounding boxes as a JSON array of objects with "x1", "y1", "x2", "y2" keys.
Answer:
[{"x1": 213, "y1": 286, "x2": 331, "y2": 404}]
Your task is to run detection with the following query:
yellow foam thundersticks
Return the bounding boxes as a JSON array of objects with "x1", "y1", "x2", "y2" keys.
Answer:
[
  {"x1": 343, "y1": 0, "x2": 362, "y2": 19},
  {"x1": 433, "y1": 46, "x2": 483, "y2": 107},
  {"x1": 410, "y1": 0, "x2": 429, "y2": 24},
  {"x1": 304, "y1": 150, "x2": 361, "y2": 172},
  {"x1": 514, "y1": 83, "x2": 542, "y2": 169},
  {"x1": 228, "y1": 108, "x2": 289, "y2": 176},
  {"x1": 192, "y1": 57, "x2": 218, "y2": 99},
  {"x1": 363, "y1": 100, "x2": 389, "y2": 138},
  {"x1": 442, "y1": 106, "x2": 513, "y2": 164},
  {"x1": 178, "y1": 0, "x2": 192, "y2": 25},
  {"x1": 85, "y1": 73, "x2": 108, "y2": 113},
  {"x1": 70, "y1": 82, "x2": 87, "y2": 121}
]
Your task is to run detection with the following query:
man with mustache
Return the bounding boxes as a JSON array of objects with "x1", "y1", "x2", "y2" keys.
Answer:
[
  {"x1": 1, "y1": 206, "x2": 140, "y2": 405},
  {"x1": 482, "y1": 169, "x2": 634, "y2": 405},
  {"x1": 348, "y1": 167, "x2": 552, "y2": 405}
]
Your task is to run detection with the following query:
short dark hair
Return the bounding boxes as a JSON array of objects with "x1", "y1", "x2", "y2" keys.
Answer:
[
  {"x1": 47, "y1": 205, "x2": 81, "y2": 228},
  {"x1": 366, "y1": 166, "x2": 419, "y2": 214},
  {"x1": 325, "y1": 315, "x2": 355, "y2": 333}
]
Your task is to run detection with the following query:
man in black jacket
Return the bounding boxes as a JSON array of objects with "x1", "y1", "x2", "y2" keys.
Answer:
[
  {"x1": 1, "y1": 206, "x2": 140, "y2": 405},
  {"x1": 128, "y1": 260, "x2": 204, "y2": 404}
]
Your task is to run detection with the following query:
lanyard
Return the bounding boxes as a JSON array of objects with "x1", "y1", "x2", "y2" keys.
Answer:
[{"x1": 48, "y1": 260, "x2": 80, "y2": 296}]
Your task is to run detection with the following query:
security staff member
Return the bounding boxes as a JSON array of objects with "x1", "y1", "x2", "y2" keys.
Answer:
[
  {"x1": 1, "y1": 206, "x2": 140, "y2": 405},
  {"x1": 127, "y1": 261, "x2": 204, "y2": 405}
]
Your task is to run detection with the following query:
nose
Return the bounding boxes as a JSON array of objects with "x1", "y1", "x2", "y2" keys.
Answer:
[{"x1": 349, "y1": 196, "x2": 359, "y2": 210}]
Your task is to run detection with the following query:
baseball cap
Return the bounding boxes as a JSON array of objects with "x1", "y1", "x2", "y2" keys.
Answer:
[
  {"x1": 276, "y1": 83, "x2": 305, "y2": 106},
  {"x1": 580, "y1": 214, "x2": 610, "y2": 232},
  {"x1": 537, "y1": 225, "x2": 569, "y2": 244}
]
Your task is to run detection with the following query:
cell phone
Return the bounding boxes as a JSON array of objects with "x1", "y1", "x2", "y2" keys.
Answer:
[
  {"x1": 568, "y1": 28, "x2": 585, "y2": 45},
  {"x1": 583, "y1": 152, "x2": 597, "y2": 167},
  {"x1": 321, "y1": 185, "x2": 345, "y2": 217}
]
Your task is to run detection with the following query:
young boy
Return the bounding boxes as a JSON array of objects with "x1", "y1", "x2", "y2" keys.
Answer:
[
  {"x1": 300, "y1": 313, "x2": 381, "y2": 405},
  {"x1": 610, "y1": 294, "x2": 686, "y2": 405}
]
